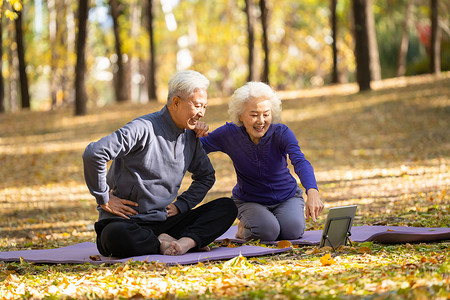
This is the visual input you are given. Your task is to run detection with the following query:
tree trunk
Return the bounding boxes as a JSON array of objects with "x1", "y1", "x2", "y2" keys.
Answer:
[
  {"x1": 245, "y1": 0, "x2": 256, "y2": 82},
  {"x1": 14, "y1": 8, "x2": 30, "y2": 109},
  {"x1": 430, "y1": 0, "x2": 441, "y2": 73},
  {"x1": 75, "y1": 0, "x2": 89, "y2": 116},
  {"x1": 397, "y1": 0, "x2": 413, "y2": 77},
  {"x1": 110, "y1": 0, "x2": 129, "y2": 102},
  {"x1": 366, "y1": 0, "x2": 381, "y2": 81},
  {"x1": 0, "y1": 16, "x2": 4, "y2": 113},
  {"x1": 130, "y1": 0, "x2": 143, "y2": 102},
  {"x1": 65, "y1": 0, "x2": 76, "y2": 105},
  {"x1": 259, "y1": 0, "x2": 269, "y2": 84},
  {"x1": 330, "y1": 0, "x2": 339, "y2": 83},
  {"x1": 49, "y1": 0, "x2": 71, "y2": 108},
  {"x1": 48, "y1": 0, "x2": 58, "y2": 108},
  {"x1": 7, "y1": 34, "x2": 18, "y2": 112},
  {"x1": 352, "y1": 0, "x2": 371, "y2": 91},
  {"x1": 147, "y1": 0, "x2": 157, "y2": 101}
]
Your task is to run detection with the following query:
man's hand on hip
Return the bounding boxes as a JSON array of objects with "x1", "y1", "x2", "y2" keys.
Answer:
[
  {"x1": 100, "y1": 191, "x2": 139, "y2": 219},
  {"x1": 166, "y1": 203, "x2": 180, "y2": 217}
]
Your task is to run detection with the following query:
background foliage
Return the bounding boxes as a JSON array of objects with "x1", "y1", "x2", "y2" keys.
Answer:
[{"x1": 1, "y1": 0, "x2": 449, "y2": 111}]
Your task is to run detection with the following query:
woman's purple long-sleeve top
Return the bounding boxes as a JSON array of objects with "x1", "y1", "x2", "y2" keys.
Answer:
[{"x1": 200, "y1": 122, "x2": 318, "y2": 205}]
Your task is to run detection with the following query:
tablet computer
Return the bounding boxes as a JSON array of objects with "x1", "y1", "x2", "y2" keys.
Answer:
[{"x1": 319, "y1": 205, "x2": 357, "y2": 250}]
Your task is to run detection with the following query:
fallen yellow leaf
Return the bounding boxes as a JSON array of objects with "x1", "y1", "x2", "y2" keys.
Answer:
[
  {"x1": 358, "y1": 246, "x2": 372, "y2": 254},
  {"x1": 4, "y1": 274, "x2": 20, "y2": 283},
  {"x1": 320, "y1": 253, "x2": 335, "y2": 266},
  {"x1": 305, "y1": 247, "x2": 320, "y2": 255},
  {"x1": 223, "y1": 254, "x2": 252, "y2": 269},
  {"x1": 277, "y1": 240, "x2": 293, "y2": 249},
  {"x1": 320, "y1": 246, "x2": 333, "y2": 252},
  {"x1": 90, "y1": 255, "x2": 101, "y2": 261},
  {"x1": 428, "y1": 257, "x2": 438, "y2": 264}
]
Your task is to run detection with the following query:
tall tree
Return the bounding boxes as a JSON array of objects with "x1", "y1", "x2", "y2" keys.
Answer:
[
  {"x1": 397, "y1": 0, "x2": 413, "y2": 77},
  {"x1": 429, "y1": 0, "x2": 440, "y2": 73},
  {"x1": 129, "y1": 0, "x2": 143, "y2": 102},
  {"x1": 352, "y1": 0, "x2": 371, "y2": 91},
  {"x1": 330, "y1": 0, "x2": 339, "y2": 83},
  {"x1": 14, "y1": 7, "x2": 30, "y2": 109},
  {"x1": 64, "y1": 0, "x2": 77, "y2": 106},
  {"x1": 146, "y1": 0, "x2": 157, "y2": 100},
  {"x1": 0, "y1": 15, "x2": 4, "y2": 113},
  {"x1": 48, "y1": 0, "x2": 58, "y2": 108},
  {"x1": 366, "y1": 0, "x2": 381, "y2": 81},
  {"x1": 60, "y1": 0, "x2": 73, "y2": 106},
  {"x1": 259, "y1": 0, "x2": 269, "y2": 83},
  {"x1": 75, "y1": 0, "x2": 89, "y2": 115},
  {"x1": 47, "y1": 0, "x2": 70, "y2": 108},
  {"x1": 7, "y1": 23, "x2": 19, "y2": 112},
  {"x1": 110, "y1": 0, "x2": 129, "y2": 102},
  {"x1": 245, "y1": 0, "x2": 256, "y2": 81}
]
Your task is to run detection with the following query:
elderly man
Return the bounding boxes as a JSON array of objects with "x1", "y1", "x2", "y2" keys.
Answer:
[{"x1": 83, "y1": 70, "x2": 237, "y2": 258}]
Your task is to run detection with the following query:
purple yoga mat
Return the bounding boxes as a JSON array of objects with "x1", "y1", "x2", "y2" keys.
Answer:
[
  {"x1": 215, "y1": 225, "x2": 450, "y2": 245},
  {"x1": 1, "y1": 226, "x2": 449, "y2": 265},
  {"x1": 353, "y1": 226, "x2": 450, "y2": 244},
  {"x1": 0, "y1": 242, "x2": 290, "y2": 265}
]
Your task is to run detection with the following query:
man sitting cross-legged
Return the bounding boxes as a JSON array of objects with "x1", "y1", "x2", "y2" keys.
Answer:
[{"x1": 82, "y1": 70, "x2": 237, "y2": 258}]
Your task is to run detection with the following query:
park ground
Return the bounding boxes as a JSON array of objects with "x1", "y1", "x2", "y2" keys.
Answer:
[{"x1": 0, "y1": 73, "x2": 449, "y2": 299}]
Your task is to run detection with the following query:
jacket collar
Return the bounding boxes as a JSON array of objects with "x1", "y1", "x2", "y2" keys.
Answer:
[{"x1": 160, "y1": 105, "x2": 185, "y2": 136}]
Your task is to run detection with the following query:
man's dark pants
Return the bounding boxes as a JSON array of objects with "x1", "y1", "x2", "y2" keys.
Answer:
[{"x1": 94, "y1": 197, "x2": 237, "y2": 258}]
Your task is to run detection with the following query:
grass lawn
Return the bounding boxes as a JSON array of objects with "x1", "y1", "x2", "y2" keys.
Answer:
[{"x1": 0, "y1": 73, "x2": 449, "y2": 299}]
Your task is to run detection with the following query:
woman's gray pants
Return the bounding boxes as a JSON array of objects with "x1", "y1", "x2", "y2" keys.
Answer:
[{"x1": 233, "y1": 189, "x2": 306, "y2": 241}]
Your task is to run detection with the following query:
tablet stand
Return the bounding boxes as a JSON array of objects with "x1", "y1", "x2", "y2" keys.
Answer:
[{"x1": 321, "y1": 216, "x2": 353, "y2": 251}]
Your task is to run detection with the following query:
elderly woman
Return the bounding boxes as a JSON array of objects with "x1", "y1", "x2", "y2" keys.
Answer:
[{"x1": 196, "y1": 82, "x2": 323, "y2": 241}]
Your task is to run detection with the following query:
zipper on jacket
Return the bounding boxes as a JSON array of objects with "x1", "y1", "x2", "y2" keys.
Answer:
[
  {"x1": 174, "y1": 138, "x2": 177, "y2": 159},
  {"x1": 174, "y1": 133, "x2": 182, "y2": 159}
]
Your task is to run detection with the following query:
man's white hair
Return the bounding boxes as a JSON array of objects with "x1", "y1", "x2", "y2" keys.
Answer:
[
  {"x1": 167, "y1": 70, "x2": 210, "y2": 104},
  {"x1": 228, "y1": 82, "x2": 282, "y2": 126}
]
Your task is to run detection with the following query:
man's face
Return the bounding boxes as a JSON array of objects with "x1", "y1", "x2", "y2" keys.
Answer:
[{"x1": 171, "y1": 88, "x2": 208, "y2": 130}]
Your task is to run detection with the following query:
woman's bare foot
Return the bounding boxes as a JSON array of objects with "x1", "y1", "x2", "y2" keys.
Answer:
[{"x1": 235, "y1": 221, "x2": 246, "y2": 239}]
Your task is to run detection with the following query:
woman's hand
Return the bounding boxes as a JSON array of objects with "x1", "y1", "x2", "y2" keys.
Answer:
[
  {"x1": 100, "y1": 191, "x2": 139, "y2": 219},
  {"x1": 305, "y1": 188, "x2": 324, "y2": 222},
  {"x1": 166, "y1": 203, "x2": 180, "y2": 217},
  {"x1": 193, "y1": 121, "x2": 209, "y2": 138}
]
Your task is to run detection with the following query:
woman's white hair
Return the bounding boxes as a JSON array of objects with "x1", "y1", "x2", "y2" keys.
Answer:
[
  {"x1": 167, "y1": 70, "x2": 210, "y2": 104},
  {"x1": 228, "y1": 82, "x2": 282, "y2": 126}
]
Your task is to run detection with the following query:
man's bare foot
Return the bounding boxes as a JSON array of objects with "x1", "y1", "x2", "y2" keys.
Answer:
[
  {"x1": 158, "y1": 234, "x2": 209, "y2": 255},
  {"x1": 163, "y1": 237, "x2": 197, "y2": 256},
  {"x1": 158, "y1": 233, "x2": 177, "y2": 254},
  {"x1": 158, "y1": 233, "x2": 176, "y2": 243},
  {"x1": 199, "y1": 246, "x2": 210, "y2": 252}
]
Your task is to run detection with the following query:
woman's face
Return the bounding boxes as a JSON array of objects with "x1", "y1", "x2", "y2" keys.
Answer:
[{"x1": 239, "y1": 97, "x2": 272, "y2": 144}]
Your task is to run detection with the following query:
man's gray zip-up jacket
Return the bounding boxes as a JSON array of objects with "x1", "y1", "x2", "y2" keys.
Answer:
[{"x1": 82, "y1": 106, "x2": 215, "y2": 222}]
